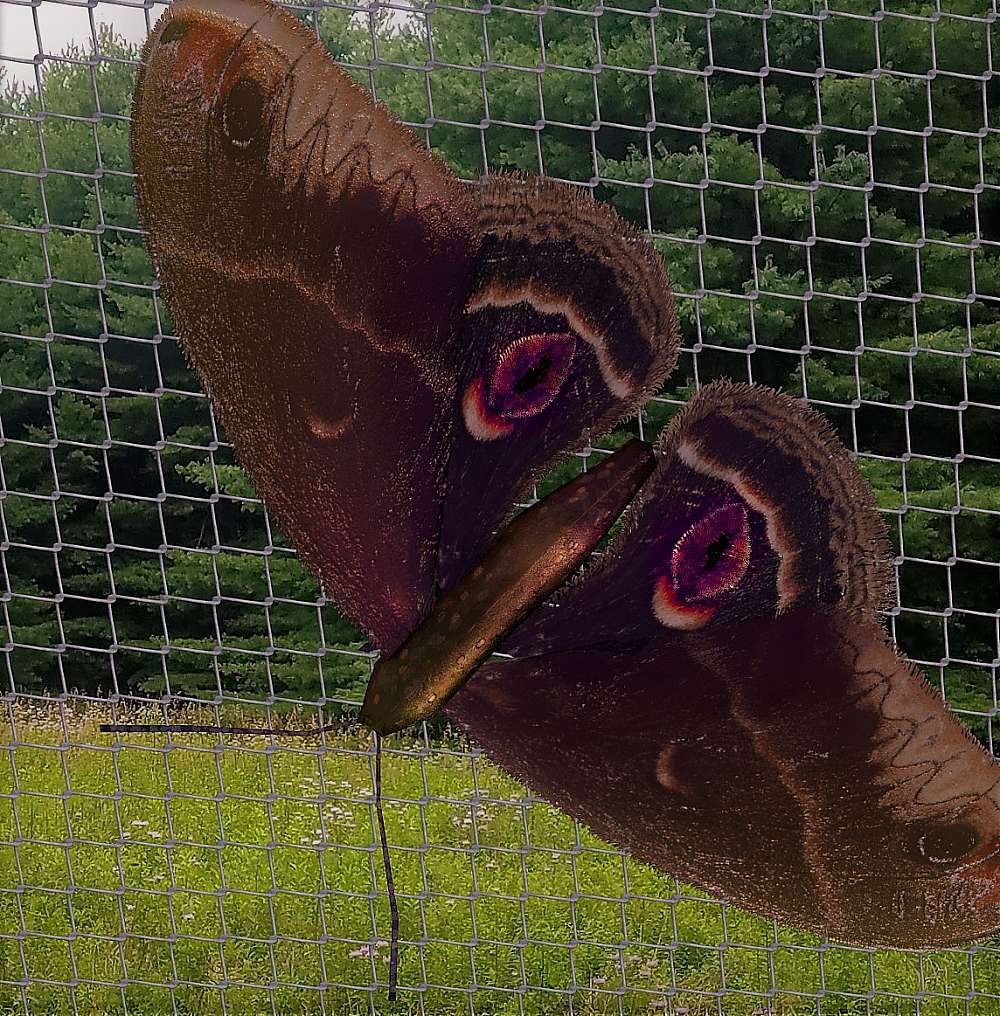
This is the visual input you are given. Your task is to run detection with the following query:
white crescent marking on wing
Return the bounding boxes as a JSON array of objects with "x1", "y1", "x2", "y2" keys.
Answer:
[
  {"x1": 467, "y1": 283, "x2": 633, "y2": 400},
  {"x1": 677, "y1": 439, "x2": 799, "y2": 611}
]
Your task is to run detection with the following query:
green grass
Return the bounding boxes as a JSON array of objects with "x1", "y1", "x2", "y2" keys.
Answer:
[{"x1": 0, "y1": 703, "x2": 997, "y2": 1015}]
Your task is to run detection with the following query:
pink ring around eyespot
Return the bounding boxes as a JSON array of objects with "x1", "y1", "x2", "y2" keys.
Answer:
[
  {"x1": 489, "y1": 333, "x2": 576, "y2": 419},
  {"x1": 652, "y1": 503, "x2": 751, "y2": 630},
  {"x1": 671, "y1": 503, "x2": 751, "y2": 603},
  {"x1": 462, "y1": 333, "x2": 576, "y2": 441}
]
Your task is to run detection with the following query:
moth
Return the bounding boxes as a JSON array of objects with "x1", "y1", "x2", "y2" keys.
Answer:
[{"x1": 126, "y1": 0, "x2": 1000, "y2": 953}]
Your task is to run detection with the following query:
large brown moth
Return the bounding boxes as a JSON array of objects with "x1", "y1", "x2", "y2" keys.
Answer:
[{"x1": 119, "y1": 0, "x2": 1000, "y2": 958}]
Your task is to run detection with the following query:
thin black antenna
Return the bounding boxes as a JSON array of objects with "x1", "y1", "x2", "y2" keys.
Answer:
[
  {"x1": 101, "y1": 716, "x2": 401, "y2": 1000},
  {"x1": 99, "y1": 721, "x2": 341, "y2": 736},
  {"x1": 374, "y1": 731, "x2": 400, "y2": 1001}
]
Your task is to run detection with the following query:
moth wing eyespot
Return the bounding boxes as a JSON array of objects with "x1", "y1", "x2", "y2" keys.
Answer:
[
  {"x1": 670, "y1": 503, "x2": 751, "y2": 602},
  {"x1": 464, "y1": 332, "x2": 577, "y2": 439}
]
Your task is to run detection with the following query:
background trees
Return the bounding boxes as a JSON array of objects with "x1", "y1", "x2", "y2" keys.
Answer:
[{"x1": 1, "y1": 3, "x2": 997, "y2": 741}]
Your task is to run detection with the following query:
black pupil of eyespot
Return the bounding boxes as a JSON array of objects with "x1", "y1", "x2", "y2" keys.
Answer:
[
  {"x1": 704, "y1": 532, "x2": 731, "y2": 570},
  {"x1": 514, "y1": 355, "x2": 552, "y2": 394}
]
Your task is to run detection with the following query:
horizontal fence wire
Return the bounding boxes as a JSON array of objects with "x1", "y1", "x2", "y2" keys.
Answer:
[{"x1": 1, "y1": 0, "x2": 999, "y2": 1013}]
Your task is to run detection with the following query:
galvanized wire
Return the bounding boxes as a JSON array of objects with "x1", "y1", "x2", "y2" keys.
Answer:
[{"x1": 1, "y1": 1, "x2": 998, "y2": 1013}]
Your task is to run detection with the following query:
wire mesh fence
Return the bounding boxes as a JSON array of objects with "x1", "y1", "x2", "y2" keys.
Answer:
[{"x1": 1, "y1": 0, "x2": 999, "y2": 1012}]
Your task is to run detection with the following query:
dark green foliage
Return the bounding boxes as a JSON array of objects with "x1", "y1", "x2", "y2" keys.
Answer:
[{"x1": 0, "y1": 10, "x2": 996, "y2": 733}]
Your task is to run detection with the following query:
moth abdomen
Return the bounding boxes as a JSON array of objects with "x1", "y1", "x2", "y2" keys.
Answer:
[{"x1": 360, "y1": 439, "x2": 655, "y2": 734}]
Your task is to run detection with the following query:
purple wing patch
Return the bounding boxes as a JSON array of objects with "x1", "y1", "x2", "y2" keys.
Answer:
[
  {"x1": 461, "y1": 332, "x2": 577, "y2": 438},
  {"x1": 655, "y1": 502, "x2": 751, "y2": 629}
]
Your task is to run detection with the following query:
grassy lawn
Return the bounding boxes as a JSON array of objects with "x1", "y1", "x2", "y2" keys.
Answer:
[{"x1": 0, "y1": 702, "x2": 997, "y2": 1015}]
